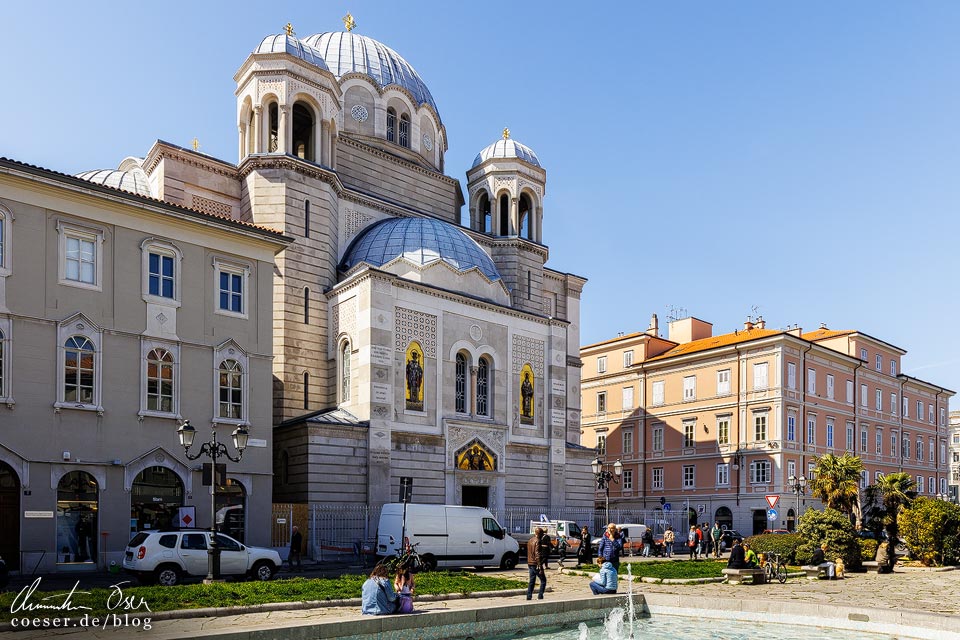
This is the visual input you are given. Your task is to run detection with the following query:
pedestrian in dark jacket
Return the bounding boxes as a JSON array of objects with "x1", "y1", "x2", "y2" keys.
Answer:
[
  {"x1": 289, "y1": 526, "x2": 303, "y2": 572},
  {"x1": 526, "y1": 528, "x2": 548, "y2": 600},
  {"x1": 726, "y1": 538, "x2": 746, "y2": 569},
  {"x1": 577, "y1": 526, "x2": 592, "y2": 568},
  {"x1": 596, "y1": 523, "x2": 623, "y2": 571}
]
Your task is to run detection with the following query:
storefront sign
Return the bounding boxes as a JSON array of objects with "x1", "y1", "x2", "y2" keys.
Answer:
[{"x1": 24, "y1": 511, "x2": 54, "y2": 519}]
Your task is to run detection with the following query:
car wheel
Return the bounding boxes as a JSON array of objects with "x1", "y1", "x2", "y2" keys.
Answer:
[
  {"x1": 420, "y1": 554, "x2": 437, "y2": 571},
  {"x1": 155, "y1": 565, "x2": 181, "y2": 586},
  {"x1": 252, "y1": 561, "x2": 275, "y2": 581},
  {"x1": 500, "y1": 552, "x2": 518, "y2": 570}
]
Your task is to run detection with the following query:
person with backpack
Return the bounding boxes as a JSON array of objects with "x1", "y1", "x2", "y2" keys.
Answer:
[{"x1": 662, "y1": 526, "x2": 675, "y2": 558}]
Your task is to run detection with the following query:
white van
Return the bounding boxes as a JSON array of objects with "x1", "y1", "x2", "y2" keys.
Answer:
[{"x1": 376, "y1": 503, "x2": 519, "y2": 570}]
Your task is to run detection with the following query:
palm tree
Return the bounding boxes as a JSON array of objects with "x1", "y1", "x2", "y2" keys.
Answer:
[
  {"x1": 811, "y1": 453, "x2": 864, "y2": 525},
  {"x1": 874, "y1": 472, "x2": 915, "y2": 546}
]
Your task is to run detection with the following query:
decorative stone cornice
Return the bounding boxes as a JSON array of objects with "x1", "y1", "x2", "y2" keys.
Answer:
[
  {"x1": 339, "y1": 135, "x2": 458, "y2": 187},
  {"x1": 244, "y1": 68, "x2": 342, "y2": 105},
  {"x1": 237, "y1": 154, "x2": 344, "y2": 191},
  {"x1": 142, "y1": 141, "x2": 240, "y2": 179},
  {"x1": 489, "y1": 237, "x2": 550, "y2": 261}
]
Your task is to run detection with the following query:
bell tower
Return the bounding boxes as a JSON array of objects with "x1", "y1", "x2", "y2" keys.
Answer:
[{"x1": 465, "y1": 129, "x2": 547, "y2": 314}]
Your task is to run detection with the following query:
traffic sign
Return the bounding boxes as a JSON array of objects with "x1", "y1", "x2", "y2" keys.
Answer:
[
  {"x1": 767, "y1": 508, "x2": 778, "y2": 521},
  {"x1": 697, "y1": 504, "x2": 705, "y2": 515},
  {"x1": 663, "y1": 503, "x2": 671, "y2": 512},
  {"x1": 765, "y1": 494, "x2": 780, "y2": 509}
]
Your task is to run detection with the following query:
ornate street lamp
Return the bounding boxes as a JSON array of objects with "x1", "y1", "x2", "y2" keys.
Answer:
[
  {"x1": 177, "y1": 420, "x2": 248, "y2": 582},
  {"x1": 593, "y1": 458, "x2": 622, "y2": 525},
  {"x1": 788, "y1": 474, "x2": 807, "y2": 531}
]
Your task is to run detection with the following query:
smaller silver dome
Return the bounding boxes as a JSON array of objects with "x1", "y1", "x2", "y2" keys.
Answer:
[
  {"x1": 76, "y1": 165, "x2": 152, "y2": 198},
  {"x1": 254, "y1": 34, "x2": 329, "y2": 71},
  {"x1": 341, "y1": 217, "x2": 501, "y2": 282},
  {"x1": 472, "y1": 138, "x2": 541, "y2": 168}
]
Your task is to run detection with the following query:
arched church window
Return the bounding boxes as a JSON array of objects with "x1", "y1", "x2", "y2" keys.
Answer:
[
  {"x1": 478, "y1": 193, "x2": 491, "y2": 233},
  {"x1": 292, "y1": 102, "x2": 315, "y2": 161},
  {"x1": 304, "y1": 200, "x2": 310, "y2": 239},
  {"x1": 387, "y1": 108, "x2": 397, "y2": 143},
  {"x1": 340, "y1": 341, "x2": 351, "y2": 403},
  {"x1": 303, "y1": 371, "x2": 310, "y2": 410},
  {"x1": 499, "y1": 195, "x2": 509, "y2": 236},
  {"x1": 477, "y1": 357, "x2": 490, "y2": 417},
  {"x1": 455, "y1": 352, "x2": 467, "y2": 413},
  {"x1": 268, "y1": 103, "x2": 279, "y2": 152},
  {"x1": 519, "y1": 194, "x2": 533, "y2": 240},
  {"x1": 399, "y1": 114, "x2": 410, "y2": 148}
]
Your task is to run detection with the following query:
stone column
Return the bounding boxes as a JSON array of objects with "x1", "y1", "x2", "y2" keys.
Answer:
[
  {"x1": 329, "y1": 123, "x2": 337, "y2": 170},
  {"x1": 510, "y1": 198, "x2": 519, "y2": 236},
  {"x1": 278, "y1": 105, "x2": 289, "y2": 154},
  {"x1": 238, "y1": 123, "x2": 246, "y2": 160},
  {"x1": 253, "y1": 106, "x2": 262, "y2": 154}
]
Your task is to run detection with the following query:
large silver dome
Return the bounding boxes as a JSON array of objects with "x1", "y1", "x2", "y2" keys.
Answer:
[
  {"x1": 472, "y1": 138, "x2": 541, "y2": 168},
  {"x1": 254, "y1": 34, "x2": 330, "y2": 71},
  {"x1": 302, "y1": 32, "x2": 439, "y2": 118},
  {"x1": 76, "y1": 161, "x2": 152, "y2": 198},
  {"x1": 341, "y1": 217, "x2": 500, "y2": 281}
]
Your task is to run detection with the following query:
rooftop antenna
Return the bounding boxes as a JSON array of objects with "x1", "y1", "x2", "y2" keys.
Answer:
[{"x1": 667, "y1": 305, "x2": 687, "y2": 323}]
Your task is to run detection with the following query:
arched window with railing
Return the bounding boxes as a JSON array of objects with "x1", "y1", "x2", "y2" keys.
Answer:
[
  {"x1": 399, "y1": 114, "x2": 410, "y2": 148},
  {"x1": 455, "y1": 352, "x2": 467, "y2": 413},
  {"x1": 218, "y1": 359, "x2": 243, "y2": 419},
  {"x1": 476, "y1": 357, "x2": 490, "y2": 417},
  {"x1": 340, "y1": 341, "x2": 351, "y2": 403},
  {"x1": 387, "y1": 108, "x2": 397, "y2": 143}
]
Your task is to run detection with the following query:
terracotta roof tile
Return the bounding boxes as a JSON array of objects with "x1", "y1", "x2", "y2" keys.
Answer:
[{"x1": 645, "y1": 328, "x2": 783, "y2": 362}]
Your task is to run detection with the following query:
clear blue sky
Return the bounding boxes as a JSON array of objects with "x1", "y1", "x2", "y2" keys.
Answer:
[{"x1": 2, "y1": 1, "x2": 959, "y2": 398}]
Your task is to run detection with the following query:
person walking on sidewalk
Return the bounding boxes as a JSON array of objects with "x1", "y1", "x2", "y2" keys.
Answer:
[
  {"x1": 289, "y1": 526, "x2": 303, "y2": 572},
  {"x1": 577, "y1": 526, "x2": 592, "y2": 568},
  {"x1": 711, "y1": 522, "x2": 723, "y2": 558},
  {"x1": 526, "y1": 528, "x2": 549, "y2": 600},
  {"x1": 663, "y1": 526, "x2": 675, "y2": 558},
  {"x1": 687, "y1": 525, "x2": 697, "y2": 559}
]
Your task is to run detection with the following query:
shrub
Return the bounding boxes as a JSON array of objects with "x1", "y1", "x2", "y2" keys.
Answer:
[
  {"x1": 858, "y1": 538, "x2": 879, "y2": 562},
  {"x1": 898, "y1": 497, "x2": 960, "y2": 566},
  {"x1": 743, "y1": 533, "x2": 800, "y2": 565},
  {"x1": 795, "y1": 507, "x2": 860, "y2": 567}
]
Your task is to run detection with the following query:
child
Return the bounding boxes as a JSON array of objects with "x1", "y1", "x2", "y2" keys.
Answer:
[
  {"x1": 557, "y1": 534, "x2": 569, "y2": 567},
  {"x1": 394, "y1": 564, "x2": 415, "y2": 613}
]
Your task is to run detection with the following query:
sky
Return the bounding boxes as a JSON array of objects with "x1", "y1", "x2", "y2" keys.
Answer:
[{"x1": 2, "y1": 1, "x2": 959, "y2": 398}]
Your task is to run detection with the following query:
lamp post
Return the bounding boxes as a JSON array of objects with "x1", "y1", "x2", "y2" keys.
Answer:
[
  {"x1": 177, "y1": 420, "x2": 249, "y2": 583},
  {"x1": 788, "y1": 474, "x2": 807, "y2": 531},
  {"x1": 592, "y1": 458, "x2": 622, "y2": 525},
  {"x1": 733, "y1": 447, "x2": 745, "y2": 506}
]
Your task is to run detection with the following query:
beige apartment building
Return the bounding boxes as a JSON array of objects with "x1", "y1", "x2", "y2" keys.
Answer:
[
  {"x1": 950, "y1": 410, "x2": 960, "y2": 503},
  {"x1": 581, "y1": 315, "x2": 953, "y2": 535},
  {"x1": 0, "y1": 158, "x2": 290, "y2": 572}
]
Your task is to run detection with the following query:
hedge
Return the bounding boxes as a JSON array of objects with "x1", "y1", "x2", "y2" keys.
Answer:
[
  {"x1": 858, "y1": 538, "x2": 879, "y2": 562},
  {"x1": 743, "y1": 533, "x2": 800, "y2": 565}
]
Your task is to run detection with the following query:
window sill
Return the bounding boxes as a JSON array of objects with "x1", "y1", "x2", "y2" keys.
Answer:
[
  {"x1": 54, "y1": 402, "x2": 104, "y2": 415},
  {"x1": 58, "y1": 278, "x2": 102, "y2": 293},
  {"x1": 142, "y1": 295, "x2": 182, "y2": 308},
  {"x1": 138, "y1": 410, "x2": 182, "y2": 420},
  {"x1": 214, "y1": 309, "x2": 248, "y2": 320},
  {"x1": 0, "y1": 397, "x2": 14, "y2": 409},
  {"x1": 212, "y1": 417, "x2": 247, "y2": 428}
]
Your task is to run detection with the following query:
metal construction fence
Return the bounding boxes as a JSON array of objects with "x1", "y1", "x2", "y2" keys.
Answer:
[{"x1": 272, "y1": 503, "x2": 704, "y2": 562}]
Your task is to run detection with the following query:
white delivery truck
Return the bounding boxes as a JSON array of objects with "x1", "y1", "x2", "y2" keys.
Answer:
[{"x1": 376, "y1": 503, "x2": 519, "y2": 570}]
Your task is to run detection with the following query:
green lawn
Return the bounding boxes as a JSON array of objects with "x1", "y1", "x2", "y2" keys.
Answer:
[
  {"x1": 576, "y1": 559, "x2": 728, "y2": 580},
  {"x1": 0, "y1": 572, "x2": 525, "y2": 621}
]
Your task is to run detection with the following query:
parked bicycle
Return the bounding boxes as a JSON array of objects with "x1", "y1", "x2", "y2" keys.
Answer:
[
  {"x1": 382, "y1": 541, "x2": 427, "y2": 573},
  {"x1": 762, "y1": 552, "x2": 788, "y2": 584}
]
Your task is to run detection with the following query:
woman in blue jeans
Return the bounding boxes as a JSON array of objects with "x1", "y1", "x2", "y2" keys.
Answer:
[{"x1": 589, "y1": 558, "x2": 618, "y2": 594}]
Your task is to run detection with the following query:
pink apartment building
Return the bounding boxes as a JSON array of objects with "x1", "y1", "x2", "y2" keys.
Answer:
[{"x1": 580, "y1": 315, "x2": 953, "y2": 535}]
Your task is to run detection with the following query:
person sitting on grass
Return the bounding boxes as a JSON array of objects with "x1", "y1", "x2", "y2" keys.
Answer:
[
  {"x1": 589, "y1": 556, "x2": 619, "y2": 594},
  {"x1": 743, "y1": 542, "x2": 759, "y2": 568},
  {"x1": 361, "y1": 563, "x2": 399, "y2": 615}
]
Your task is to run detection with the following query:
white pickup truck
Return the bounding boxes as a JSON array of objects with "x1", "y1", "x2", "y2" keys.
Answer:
[{"x1": 513, "y1": 520, "x2": 585, "y2": 556}]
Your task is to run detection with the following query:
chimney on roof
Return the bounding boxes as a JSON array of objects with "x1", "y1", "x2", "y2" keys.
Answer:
[
  {"x1": 819, "y1": 322, "x2": 827, "y2": 330},
  {"x1": 668, "y1": 317, "x2": 712, "y2": 344},
  {"x1": 647, "y1": 313, "x2": 659, "y2": 337},
  {"x1": 744, "y1": 316, "x2": 754, "y2": 331},
  {"x1": 787, "y1": 324, "x2": 802, "y2": 337},
  {"x1": 755, "y1": 316, "x2": 766, "y2": 330}
]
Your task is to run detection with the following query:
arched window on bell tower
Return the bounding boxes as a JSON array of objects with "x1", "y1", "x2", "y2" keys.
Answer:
[
  {"x1": 478, "y1": 192, "x2": 491, "y2": 234},
  {"x1": 292, "y1": 102, "x2": 315, "y2": 161},
  {"x1": 399, "y1": 114, "x2": 410, "y2": 148},
  {"x1": 519, "y1": 193, "x2": 533, "y2": 241},
  {"x1": 498, "y1": 194, "x2": 509, "y2": 236},
  {"x1": 268, "y1": 103, "x2": 279, "y2": 152}
]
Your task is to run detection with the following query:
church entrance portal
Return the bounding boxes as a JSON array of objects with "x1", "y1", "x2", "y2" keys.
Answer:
[{"x1": 462, "y1": 486, "x2": 489, "y2": 508}]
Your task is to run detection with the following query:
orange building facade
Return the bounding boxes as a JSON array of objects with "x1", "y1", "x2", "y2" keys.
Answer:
[{"x1": 580, "y1": 315, "x2": 954, "y2": 536}]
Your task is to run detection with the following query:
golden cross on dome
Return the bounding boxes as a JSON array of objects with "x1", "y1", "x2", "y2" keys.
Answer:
[
  {"x1": 191, "y1": 137, "x2": 200, "y2": 152},
  {"x1": 502, "y1": 128, "x2": 510, "y2": 140},
  {"x1": 284, "y1": 22, "x2": 295, "y2": 36},
  {"x1": 343, "y1": 12, "x2": 357, "y2": 32}
]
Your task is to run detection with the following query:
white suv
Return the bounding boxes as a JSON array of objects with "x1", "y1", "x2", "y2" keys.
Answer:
[{"x1": 123, "y1": 530, "x2": 282, "y2": 586}]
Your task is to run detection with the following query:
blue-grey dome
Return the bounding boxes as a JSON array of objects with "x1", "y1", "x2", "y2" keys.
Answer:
[
  {"x1": 473, "y1": 138, "x2": 541, "y2": 168},
  {"x1": 254, "y1": 34, "x2": 330, "y2": 71},
  {"x1": 303, "y1": 32, "x2": 439, "y2": 119},
  {"x1": 341, "y1": 217, "x2": 501, "y2": 281}
]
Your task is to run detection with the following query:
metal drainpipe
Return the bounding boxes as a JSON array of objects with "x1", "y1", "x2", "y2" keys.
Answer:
[
  {"x1": 735, "y1": 346, "x2": 741, "y2": 507},
  {"x1": 898, "y1": 376, "x2": 905, "y2": 473}
]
